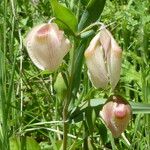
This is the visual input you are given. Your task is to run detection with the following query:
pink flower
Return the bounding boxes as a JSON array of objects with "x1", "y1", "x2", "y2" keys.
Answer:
[
  {"x1": 100, "y1": 95, "x2": 132, "y2": 138},
  {"x1": 24, "y1": 23, "x2": 71, "y2": 71},
  {"x1": 84, "y1": 27, "x2": 122, "y2": 89}
]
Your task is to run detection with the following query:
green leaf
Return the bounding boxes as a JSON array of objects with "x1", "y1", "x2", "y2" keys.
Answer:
[
  {"x1": 50, "y1": 0, "x2": 78, "y2": 34},
  {"x1": 130, "y1": 102, "x2": 150, "y2": 114},
  {"x1": 69, "y1": 99, "x2": 105, "y2": 123},
  {"x1": 97, "y1": 121, "x2": 107, "y2": 144},
  {"x1": 9, "y1": 136, "x2": 40, "y2": 150},
  {"x1": 87, "y1": 137, "x2": 95, "y2": 150},
  {"x1": 81, "y1": 0, "x2": 90, "y2": 5},
  {"x1": 9, "y1": 137, "x2": 20, "y2": 150},
  {"x1": 26, "y1": 137, "x2": 40, "y2": 150},
  {"x1": 78, "y1": 0, "x2": 106, "y2": 31},
  {"x1": 66, "y1": 39, "x2": 89, "y2": 105},
  {"x1": 54, "y1": 73, "x2": 67, "y2": 100},
  {"x1": 85, "y1": 109, "x2": 94, "y2": 133},
  {"x1": 72, "y1": 40, "x2": 87, "y2": 95}
]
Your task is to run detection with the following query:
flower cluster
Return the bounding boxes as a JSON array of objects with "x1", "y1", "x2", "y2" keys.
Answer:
[{"x1": 24, "y1": 22, "x2": 131, "y2": 138}]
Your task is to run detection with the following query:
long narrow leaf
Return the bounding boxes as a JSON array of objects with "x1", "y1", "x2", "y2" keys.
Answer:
[
  {"x1": 51, "y1": 0, "x2": 78, "y2": 34},
  {"x1": 78, "y1": 0, "x2": 106, "y2": 31}
]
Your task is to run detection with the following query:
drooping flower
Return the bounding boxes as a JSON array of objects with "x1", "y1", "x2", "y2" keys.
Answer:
[
  {"x1": 24, "y1": 23, "x2": 71, "y2": 71},
  {"x1": 100, "y1": 95, "x2": 132, "y2": 138},
  {"x1": 84, "y1": 26, "x2": 122, "y2": 89}
]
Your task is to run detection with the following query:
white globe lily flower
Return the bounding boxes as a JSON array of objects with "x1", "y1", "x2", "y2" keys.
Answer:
[
  {"x1": 100, "y1": 95, "x2": 132, "y2": 138},
  {"x1": 24, "y1": 23, "x2": 71, "y2": 71},
  {"x1": 84, "y1": 26, "x2": 122, "y2": 89}
]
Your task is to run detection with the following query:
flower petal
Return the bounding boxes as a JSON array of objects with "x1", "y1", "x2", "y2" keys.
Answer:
[
  {"x1": 99, "y1": 27, "x2": 122, "y2": 89},
  {"x1": 24, "y1": 23, "x2": 71, "y2": 71},
  {"x1": 99, "y1": 27, "x2": 111, "y2": 58},
  {"x1": 25, "y1": 24, "x2": 47, "y2": 70},
  {"x1": 85, "y1": 33, "x2": 108, "y2": 88},
  {"x1": 108, "y1": 38, "x2": 122, "y2": 89}
]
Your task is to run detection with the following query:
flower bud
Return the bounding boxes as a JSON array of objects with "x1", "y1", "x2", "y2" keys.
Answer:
[
  {"x1": 84, "y1": 26, "x2": 122, "y2": 89},
  {"x1": 100, "y1": 95, "x2": 132, "y2": 138},
  {"x1": 24, "y1": 23, "x2": 71, "y2": 71}
]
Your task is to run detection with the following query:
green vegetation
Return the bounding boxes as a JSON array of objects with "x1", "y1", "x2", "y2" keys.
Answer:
[{"x1": 0, "y1": 0, "x2": 150, "y2": 149}]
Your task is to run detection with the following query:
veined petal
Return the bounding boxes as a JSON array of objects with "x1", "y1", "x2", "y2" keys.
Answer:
[
  {"x1": 25, "y1": 23, "x2": 47, "y2": 70},
  {"x1": 99, "y1": 27, "x2": 111, "y2": 58},
  {"x1": 24, "y1": 23, "x2": 71, "y2": 71},
  {"x1": 84, "y1": 33, "x2": 101, "y2": 58},
  {"x1": 99, "y1": 27, "x2": 122, "y2": 89},
  {"x1": 108, "y1": 38, "x2": 122, "y2": 89},
  {"x1": 85, "y1": 34, "x2": 108, "y2": 88}
]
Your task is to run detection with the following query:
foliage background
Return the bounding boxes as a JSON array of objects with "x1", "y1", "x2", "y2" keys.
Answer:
[{"x1": 0, "y1": 0, "x2": 150, "y2": 149}]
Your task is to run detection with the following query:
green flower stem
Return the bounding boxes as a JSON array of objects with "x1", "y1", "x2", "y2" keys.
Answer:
[
  {"x1": 62, "y1": 39, "x2": 77, "y2": 150},
  {"x1": 62, "y1": 100, "x2": 69, "y2": 150},
  {"x1": 62, "y1": 32, "x2": 88, "y2": 150},
  {"x1": 62, "y1": 71, "x2": 75, "y2": 150},
  {"x1": 78, "y1": 22, "x2": 103, "y2": 35},
  {"x1": 62, "y1": 82, "x2": 74, "y2": 150},
  {"x1": 78, "y1": 21, "x2": 117, "y2": 36}
]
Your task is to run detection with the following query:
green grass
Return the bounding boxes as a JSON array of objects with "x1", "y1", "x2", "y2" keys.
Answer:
[{"x1": 0, "y1": 0, "x2": 150, "y2": 149}]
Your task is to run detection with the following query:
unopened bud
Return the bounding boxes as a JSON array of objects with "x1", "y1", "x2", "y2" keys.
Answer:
[
  {"x1": 100, "y1": 95, "x2": 132, "y2": 138},
  {"x1": 24, "y1": 23, "x2": 71, "y2": 71},
  {"x1": 84, "y1": 26, "x2": 122, "y2": 89}
]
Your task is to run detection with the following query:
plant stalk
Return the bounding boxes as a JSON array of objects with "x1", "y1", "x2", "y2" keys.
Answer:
[
  {"x1": 62, "y1": 37, "x2": 77, "y2": 150},
  {"x1": 62, "y1": 101, "x2": 69, "y2": 150},
  {"x1": 62, "y1": 80, "x2": 73, "y2": 150}
]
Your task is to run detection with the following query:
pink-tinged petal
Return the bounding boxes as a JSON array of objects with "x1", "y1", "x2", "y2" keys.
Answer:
[
  {"x1": 84, "y1": 26, "x2": 122, "y2": 90},
  {"x1": 84, "y1": 33, "x2": 108, "y2": 89},
  {"x1": 108, "y1": 38, "x2": 122, "y2": 89},
  {"x1": 99, "y1": 28, "x2": 111, "y2": 58},
  {"x1": 37, "y1": 24, "x2": 49, "y2": 37},
  {"x1": 84, "y1": 33, "x2": 100, "y2": 58},
  {"x1": 24, "y1": 24, "x2": 44, "y2": 46},
  {"x1": 24, "y1": 23, "x2": 71, "y2": 71},
  {"x1": 25, "y1": 24, "x2": 48, "y2": 70},
  {"x1": 113, "y1": 103, "x2": 127, "y2": 119},
  {"x1": 99, "y1": 27, "x2": 122, "y2": 90},
  {"x1": 100, "y1": 95, "x2": 132, "y2": 138}
]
